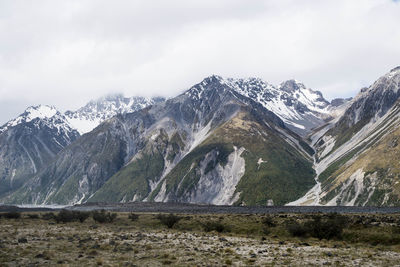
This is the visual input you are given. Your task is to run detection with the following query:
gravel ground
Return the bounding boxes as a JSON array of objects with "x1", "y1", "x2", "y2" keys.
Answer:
[{"x1": 2, "y1": 217, "x2": 400, "y2": 266}]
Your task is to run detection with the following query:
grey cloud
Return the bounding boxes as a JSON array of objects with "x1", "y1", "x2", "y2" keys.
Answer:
[{"x1": 0, "y1": 0, "x2": 399, "y2": 124}]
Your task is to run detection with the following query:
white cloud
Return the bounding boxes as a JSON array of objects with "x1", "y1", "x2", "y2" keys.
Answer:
[{"x1": 0, "y1": 0, "x2": 399, "y2": 123}]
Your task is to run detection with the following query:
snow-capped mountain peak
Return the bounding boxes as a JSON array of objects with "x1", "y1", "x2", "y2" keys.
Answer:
[
  {"x1": 24, "y1": 105, "x2": 58, "y2": 120},
  {"x1": 187, "y1": 75, "x2": 330, "y2": 135},
  {"x1": 354, "y1": 66, "x2": 400, "y2": 100},
  {"x1": 1, "y1": 94, "x2": 166, "y2": 136},
  {"x1": 279, "y1": 79, "x2": 305, "y2": 92},
  {"x1": 342, "y1": 67, "x2": 400, "y2": 128},
  {"x1": 280, "y1": 80, "x2": 329, "y2": 110},
  {"x1": 0, "y1": 105, "x2": 60, "y2": 133},
  {"x1": 65, "y1": 94, "x2": 165, "y2": 134},
  {"x1": 388, "y1": 66, "x2": 400, "y2": 77},
  {"x1": 1, "y1": 75, "x2": 330, "y2": 137},
  {"x1": 379, "y1": 66, "x2": 400, "y2": 88}
]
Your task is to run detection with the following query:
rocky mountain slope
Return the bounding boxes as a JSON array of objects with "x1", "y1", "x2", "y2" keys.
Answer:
[
  {"x1": 2, "y1": 76, "x2": 316, "y2": 205},
  {"x1": 290, "y1": 66, "x2": 400, "y2": 206},
  {"x1": 5, "y1": 68, "x2": 400, "y2": 207},
  {"x1": 219, "y1": 76, "x2": 331, "y2": 136},
  {"x1": 91, "y1": 77, "x2": 317, "y2": 206},
  {"x1": 0, "y1": 96, "x2": 164, "y2": 200},
  {"x1": 0, "y1": 105, "x2": 79, "y2": 198}
]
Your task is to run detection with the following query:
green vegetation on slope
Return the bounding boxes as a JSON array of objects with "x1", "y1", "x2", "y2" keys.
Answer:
[
  {"x1": 151, "y1": 110, "x2": 315, "y2": 206},
  {"x1": 320, "y1": 113, "x2": 400, "y2": 206},
  {"x1": 89, "y1": 148, "x2": 165, "y2": 202},
  {"x1": 89, "y1": 131, "x2": 171, "y2": 202},
  {"x1": 89, "y1": 130, "x2": 191, "y2": 203}
]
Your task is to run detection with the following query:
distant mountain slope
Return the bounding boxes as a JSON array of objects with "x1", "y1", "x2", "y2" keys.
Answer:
[
  {"x1": 144, "y1": 108, "x2": 315, "y2": 206},
  {"x1": 4, "y1": 76, "x2": 316, "y2": 205},
  {"x1": 4, "y1": 73, "x2": 374, "y2": 206},
  {"x1": 0, "y1": 105, "x2": 79, "y2": 198},
  {"x1": 91, "y1": 77, "x2": 316, "y2": 205},
  {"x1": 290, "y1": 66, "x2": 400, "y2": 206},
  {"x1": 0, "y1": 95, "x2": 164, "y2": 200}
]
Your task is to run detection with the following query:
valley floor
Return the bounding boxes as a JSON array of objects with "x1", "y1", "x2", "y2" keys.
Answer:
[{"x1": 1, "y1": 212, "x2": 400, "y2": 266}]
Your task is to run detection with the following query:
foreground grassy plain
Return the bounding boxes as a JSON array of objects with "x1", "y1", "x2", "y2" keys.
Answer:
[{"x1": 1, "y1": 211, "x2": 400, "y2": 266}]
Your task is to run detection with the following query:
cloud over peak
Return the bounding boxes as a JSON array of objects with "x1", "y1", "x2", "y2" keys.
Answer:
[{"x1": 0, "y1": 0, "x2": 399, "y2": 124}]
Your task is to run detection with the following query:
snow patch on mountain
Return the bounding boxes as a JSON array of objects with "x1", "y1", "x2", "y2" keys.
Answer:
[
  {"x1": 23, "y1": 105, "x2": 58, "y2": 121},
  {"x1": 65, "y1": 95, "x2": 165, "y2": 134},
  {"x1": 65, "y1": 117, "x2": 101, "y2": 135}
]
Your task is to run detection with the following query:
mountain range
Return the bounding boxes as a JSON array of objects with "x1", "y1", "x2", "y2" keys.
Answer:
[{"x1": 1, "y1": 67, "x2": 399, "y2": 206}]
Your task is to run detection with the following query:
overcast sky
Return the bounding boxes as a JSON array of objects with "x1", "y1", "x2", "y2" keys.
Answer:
[{"x1": 1, "y1": 0, "x2": 400, "y2": 124}]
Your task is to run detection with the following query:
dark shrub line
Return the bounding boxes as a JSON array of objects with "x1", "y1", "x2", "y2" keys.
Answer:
[
  {"x1": 201, "y1": 221, "x2": 229, "y2": 233},
  {"x1": 92, "y1": 210, "x2": 117, "y2": 223},
  {"x1": 40, "y1": 209, "x2": 116, "y2": 223},
  {"x1": 156, "y1": 214, "x2": 182, "y2": 228},
  {"x1": 286, "y1": 213, "x2": 348, "y2": 240},
  {"x1": 128, "y1": 213, "x2": 139, "y2": 221},
  {"x1": 41, "y1": 212, "x2": 55, "y2": 220},
  {"x1": 27, "y1": 214, "x2": 39, "y2": 219},
  {"x1": 2, "y1": 211, "x2": 21, "y2": 219},
  {"x1": 55, "y1": 210, "x2": 91, "y2": 223}
]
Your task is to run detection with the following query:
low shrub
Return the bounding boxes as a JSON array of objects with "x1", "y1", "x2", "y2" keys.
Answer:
[
  {"x1": 55, "y1": 210, "x2": 75, "y2": 223},
  {"x1": 128, "y1": 213, "x2": 139, "y2": 221},
  {"x1": 343, "y1": 230, "x2": 400, "y2": 245},
  {"x1": 156, "y1": 214, "x2": 182, "y2": 228},
  {"x1": 261, "y1": 216, "x2": 276, "y2": 235},
  {"x1": 54, "y1": 210, "x2": 91, "y2": 223},
  {"x1": 92, "y1": 210, "x2": 117, "y2": 223},
  {"x1": 76, "y1": 211, "x2": 91, "y2": 223},
  {"x1": 262, "y1": 227, "x2": 271, "y2": 235},
  {"x1": 286, "y1": 213, "x2": 348, "y2": 240},
  {"x1": 286, "y1": 221, "x2": 308, "y2": 237},
  {"x1": 306, "y1": 214, "x2": 347, "y2": 240},
  {"x1": 27, "y1": 214, "x2": 40, "y2": 219},
  {"x1": 202, "y1": 221, "x2": 228, "y2": 233},
  {"x1": 41, "y1": 212, "x2": 55, "y2": 220},
  {"x1": 262, "y1": 216, "x2": 276, "y2": 227}
]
